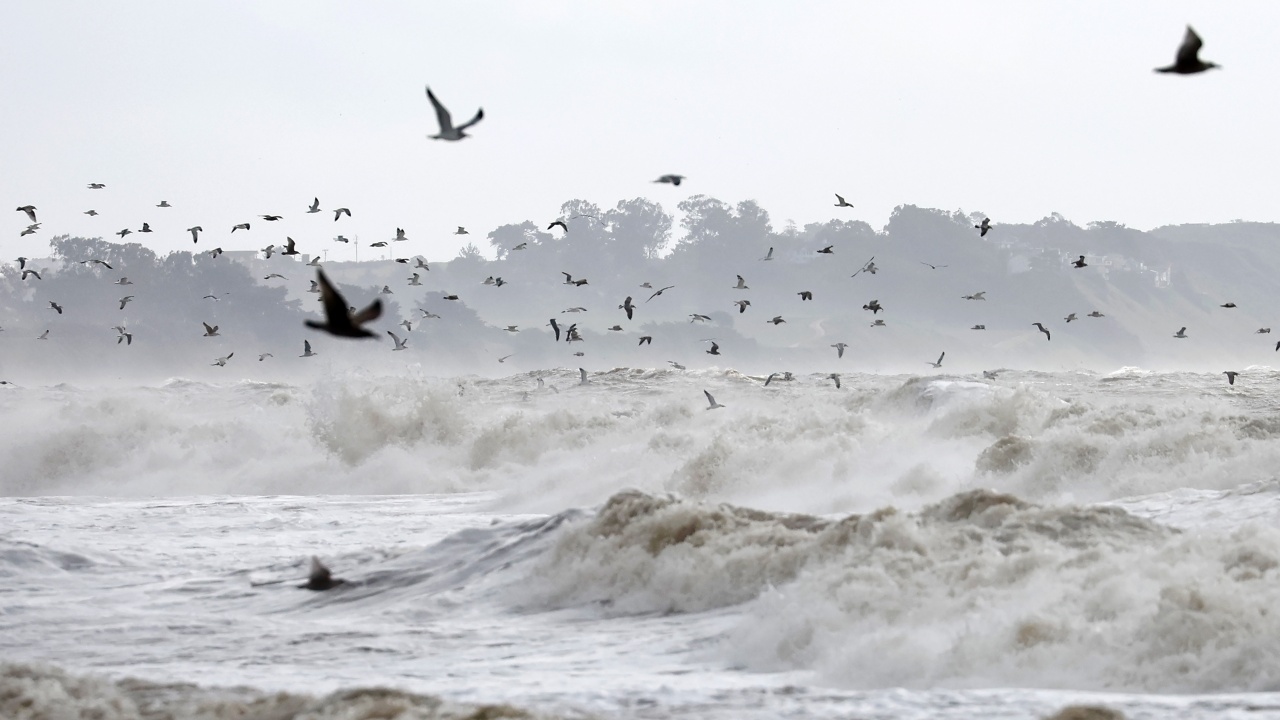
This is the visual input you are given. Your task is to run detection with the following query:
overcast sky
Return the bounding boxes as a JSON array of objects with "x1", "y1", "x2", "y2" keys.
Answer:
[{"x1": 1, "y1": 1, "x2": 1272, "y2": 262}]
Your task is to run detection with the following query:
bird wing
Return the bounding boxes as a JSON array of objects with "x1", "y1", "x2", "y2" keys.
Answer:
[
  {"x1": 1176, "y1": 26, "x2": 1204, "y2": 66},
  {"x1": 388, "y1": 331, "x2": 402, "y2": 345},
  {"x1": 457, "y1": 107, "x2": 484, "y2": 131},
  {"x1": 426, "y1": 87, "x2": 454, "y2": 132},
  {"x1": 202, "y1": 322, "x2": 214, "y2": 334},
  {"x1": 938, "y1": 352, "x2": 945, "y2": 364},
  {"x1": 704, "y1": 390, "x2": 716, "y2": 406}
]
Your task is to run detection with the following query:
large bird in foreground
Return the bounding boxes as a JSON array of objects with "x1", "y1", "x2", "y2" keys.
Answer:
[
  {"x1": 426, "y1": 86, "x2": 483, "y2": 141},
  {"x1": 305, "y1": 270, "x2": 382, "y2": 338}
]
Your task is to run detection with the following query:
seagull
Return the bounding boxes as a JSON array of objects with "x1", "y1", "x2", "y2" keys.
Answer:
[
  {"x1": 415, "y1": 258, "x2": 430, "y2": 270},
  {"x1": 1173, "y1": 327, "x2": 1188, "y2": 339},
  {"x1": 548, "y1": 220, "x2": 568, "y2": 233},
  {"x1": 504, "y1": 325, "x2": 518, "y2": 332},
  {"x1": 579, "y1": 368, "x2": 589, "y2": 385},
  {"x1": 187, "y1": 226, "x2": 202, "y2": 243},
  {"x1": 49, "y1": 301, "x2": 63, "y2": 315},
  {"x1": 512, "y1": 242, "x2": 527, "y2": 250},
  {"x1": 454, "y1": 226, "x2": 468, "y2": 235},
  {"x1": 834, "y1": 193, "x2": 854, "y2": 208},
  {"x1": 962, "y1": 292, "x2": 986, "y2": 300},
  {"x1": 84, "y1": 258, "x2": 113, "y2": 269},
  {"x1": 442, "y1": 294, "x2": 459, "y2": 301},
  {"x1": 817, "y1": 245, "x2": 834, "y2": 254},
  {"x1": 298, "y1": 557, "x2": 344, "y2": 591},
  {"x1": 975, "y1": 218, "x2": 991, "y2": 237},
  {"x1": 424, "y1": 84, "x2": 485, "y2": 142},
  {"x1": 116, "y1": 228, "x2": 132, "y2": 238},
  {"x1": 733, "y1": 300, "x2": 751, "y2": 313},
  {"x1": 118, "y1": 296, "x2": 133, "y2": 310},
  {"x1": 798, "y1": 291, "x2": 812, "y2": 301},
  {"x1": 408, "y1": 273, "x2": 422, "y2": 286},
  {"x1": 619, "y1": 296, "x2": 635, "y2": 320},
  {"x1": 388, "y1": 331, "x2": 408, "y2": 351},
  {"x1": 482, "y1": 276, "x2": 496, "y2": 286},
  {"x1": 264, "y1": 273, "x2": 286, "y2": 280},
  {"x1": 87, "y1": 183, "x2": 105, "y2": 189},
  {"x1": 851, "y1": 256, "x2": 877, "y2": 278},
  {"x1": 764, "y1": 373, "x2": 778, "y2": 387},
  {"x1": 732, "y1": 275, "x2": 748, "y2": 290},
  {"x1": 21, "y1": 269, "x2": 41, "y2": 280},
  {"x1": 262, "y1": 245, "x2": 275, "y2": 259},
  {"x1": 983, "y1": 370, "x2": 1001, "y2": 380},
  {"x1": 1223, "y1": 371, "x2": 1239, "y2": 386},
  {"x1": 608, "y1": 325, "x2": 623, "y2": 332},
  {"x1": 300, "y1": 340, "x2": 317, "y2": 357},
  {"x1": 920, "y1": 262, "x2": 948, "y2": 270},
  {"x1": 212, "y1": 353, "x2": 234, "y2": 367},
  {"x1": 333, "y1": 208, "x2": 351, "y2": 221},
  {"x1": 561, "y1": 306, "x2": 586, "y2": 313},
  {"x1": 646, "y1": 285, "x2": 675, "y2": 302},
  {"x1": 203, "y1": 295, "x2": 220, "y2": 301},
  {"x1": 420, "y1": 309, "x2": 440, "y2": 319},
  {"x1": 829, "y1": 374, "x2": 841, "y2": 389},
  {"x1": 498, "y1": 354, "x2": 514, "y2": 363},
  {"x1": 767, "y1": 316, "x2": 786, "y2": 325},
  {"x1": 548, "y1": 318, "x2": 561, "y2": 341},
  {"x1": 141, "y1": 221, "x2": 153, "y2": 233},
  {"x1": 305, "y1": 270, "x2": 382, "y2": 338},
  {"x1": 638, "y1": 336, "x2": 652, "y2": 345},
  {"x1": 258, "y1": 353, "x2": 273, "y2": 361},
  {"x1": 1257, "y1": 328, "x2": 1271, "y2": 334},
  {"x1": 668, "y1": 361, "x2": 686, "y2": 370},
  {"x1": 307, "y1": 198, "x2": 321, "y2": 214},
  {"x1": 114, "y1": 277, "x2": 132, "y2": 285},
  {"x1": 209, "y1": 247, "x2": 223, "y2": 258},
  {"x1": 157, "y1": 200, "x2": 171, "y2": 208},
  {"x1": 862, "y1": 299, "x2": 882, "y2": 314},
  {"x1": 84, "y1": 210, "x2": 98, "y2": 216},
  {"x1": 689, "y1": 314, "x2": 711, "y2": 323},
  {"x1": 400, "y1": 320, "x2": 413, "y2": 333},
  {"x1": 202, "y1": 322, "x2": 220, "y2": 337},
  {"x1": 307, "y1": 257, "x2": 321, "y2": 267},
  {"x1": 653, "y1": 174, "x2": 685, "y2": 186},
  {"x1": 232, "y1": 222, "x2": 250, "y2": 232},
  {"x1": 971, "y1": 325, "x2": 986, "y2": 330},
  {"x1": 1221, "y1": 302, "x2": 1237, "y2": 309},
  {"x1": 115, "y1": 328, "x2": 132, "y2": 345},
  {"x1": 703, "y1": 390, "x2": 725, "y2": 410},
  {"x1": 706, "y1": 341, "x2": 720, "y2": 356},
  {"x1": 1155, "y1": 26, "x2": 1219, "y2": 74},
  {"x1": 16, "y1": 257, "x2": 27, "y2": 269},
  {"x1": 1064, "y1": 313, "x2": 1077, "y2": 323},
  {"x1": 334, "y1": 235, "x2": 350, "y2": 243},
  {"x1": 565, "y1": 325, "x2": 583, "y2": 343},
  {"x1": 281, "y1": 237, "x2": 299, "y2": 255},
  {"x1": 831, "y1": 342, "x2": 847, "y2": 358},
  {"x1": 380, "y1": 285, "x2": 393, "y2": 294},
  {"x1": 16, "y1": 206, "x2": 36, "y2": 223},
  {"x1": 927, "y1": 352, "x2": 945, "y2": 369},
  {"x1": 36, "y1": 330, "x2": 48, "y2": 340},
  {"x1": 260, "y1": 214, "x2": 283, "y2": 221},
  {"x1": 493, "y1": 277, "x2": 506, "y2": 287},
  {"x1": 1032, "y1": 323, "x2": 1051, "y2": 341},
  {"x1": 1072, "y1": 255, "x2": 1087, "y2": 269},
  {"x1": 19, "y1": 225, "x2": 38, "y2": 237},
  {"x1": 370, "y1": 241, "x2": 388, "y2": 248},
  {"x1": 759, "y1": 247, "x2": 774, "y2": 261}
]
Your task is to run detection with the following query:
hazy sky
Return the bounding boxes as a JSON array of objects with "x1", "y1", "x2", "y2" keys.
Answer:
[{"x1": 1, "y1": 1, "x2": 1273, "y2": 262}]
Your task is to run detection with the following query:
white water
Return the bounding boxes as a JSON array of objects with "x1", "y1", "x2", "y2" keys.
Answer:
[{"x1": 4, "y1": 368, "x2": 1280, "y2": 718}]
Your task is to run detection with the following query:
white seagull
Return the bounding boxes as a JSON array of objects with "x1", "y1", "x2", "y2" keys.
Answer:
[{"x1": 426, "y1": 86, "x2": 484, "y2": 141}]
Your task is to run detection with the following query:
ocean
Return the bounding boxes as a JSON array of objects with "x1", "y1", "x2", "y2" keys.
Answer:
[{"x1": 4, "y1": 366, "x2": 1280, "y2": 719}]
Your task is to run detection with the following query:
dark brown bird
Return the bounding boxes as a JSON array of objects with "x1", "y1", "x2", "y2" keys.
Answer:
[
  {"x1": 1072, "y1": 255, "x2": 1088, "y2": 269},
  {"x1": 304, "y1": 270, "x2": 382, "y2": 338},
  {"x1": 548, "y1": 220, "x2": 568, "y2": 233},
  {"x1": 1223, "y1": 371, "x2": 1239, "y2": 386},
  {"x1": 975, "y1": 218, "x2": 991, "y2": 237},
  {"x1": 1155, "y1": 26, "x2": 1219, "y2": 75},
  {"x1": 619, "y1": 296, "x2": 635, "y2": 320},
  {"x1": 298, "y1": 557, "x2": 345, "y2": 591}
]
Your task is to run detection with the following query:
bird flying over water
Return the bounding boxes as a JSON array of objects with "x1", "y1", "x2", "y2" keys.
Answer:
[
  {"x1": 706, "y1": 341, "x2": 720, "y2": 356},
  {"x1": 1223, "y1": 371, "x2": 1239, "y2": 386},
  {"x1": 927, "y1": 352, "x2": 945, "y2": 369},
  {"x1": 1155, "y1": 26, "x2": 1219, "y2": 75},
  {"x1": 704, "y1": 390, "x2": 724, "y2": 410},
  {"x1": 426, "y1": 86, "x2": 483, "y2": 140},
  {"x1": 212, "y1": 353, "x2": 234, "y2": 367},
  {"x1": 304, "y1": 271, "x2": 381, "y2": 338}
]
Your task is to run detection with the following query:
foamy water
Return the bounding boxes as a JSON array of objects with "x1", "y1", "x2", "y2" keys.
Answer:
[{"x1": 4, "y1": 368, "x2": 1280, "y2": 718}]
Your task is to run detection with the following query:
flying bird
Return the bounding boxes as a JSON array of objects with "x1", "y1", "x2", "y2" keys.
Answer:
[
  {"x1": 851, "y1": 256, "x2": 877, "y2": 278},
  {"x1": 259, "y1": 353, "x2": 273, "y2": 361},
  {"x1": 498, "y1": 354, "x2": 514, "y2": 363},
  {"x1": 975, "y1": 218, "x2": 991, "y2": 237},
  {"x1": 21, "y1": 269, "x2": 41, "y2": 281},
  {"x1": 307, "y1": 198, "x2": 321, "y2": 214},
  {"x1": 759, "y1": 247, "x2": 774, "y2": 261},
  {"x1": 971, "y1": 325, "x2": 986, "y2": 330},
  {"x1": 733, "y1": 300, "x2": 751, "y2": 313},
  {"x1": 300, "y1": 340, "x2": 317, "y2": 357},
  {"x1": 548, "y1": 220, "x2": 568, "y2": 233},
  {"x1": 84, "y1": 210, "x2": 98, "y2": 216},
  {"x1": 703, "y1": 390, "x2": 725, "y2": 410},
  {"x1": 862, "y1": 299, "x2": 883, "y2": 314},
  {"x1": 798, "y1": 291, "x2": 812, "y2": 301},
  {"x1": 305, "y1": 270, "x2": 382, "y2": 338},
  {"x1": 232, "y1": 222, "x2": 250, "y2": 232},
  {"x1": 1257, "y1": 328, "x2": 1271, "y2": 334},
  {"x1": 281, "y1": 237, "x2": 299, "y2": 255},
  {"x1": 15, "y1": 206, "x2": 36, "y2": 223},
  {"x1": 299, "y1": 557, "x2": 344, "y2": 591},
  {"x1": 426, "y1": 86, "x2": 484, "y2": 140},
  {"x1": 115, "y1": 328, "x2": 132, "y2": 345},
  {"x1": 619, "y1": 296, "x2": 635, "y2": 320},
  {"x1": 114, "y1": 277, "x2": 132, "y2": 285},
  {"x1": 706, "y1": 341, "x2": 721, "y2": 356},
  {"x1": 262, "y1": 245, "x2": 275, "y2": 259},
  {"x1": 1155, "y1": 26, "x2": 1219, "y2": 75},
  {"x1": 260, "y1": 214, "x2": 282, "y2": 221},
  {"x1": 647, "y1": 285, "x2": 675, "y2": 302},
  {"x1": 388, "y1": 331, "x2": 408, "y2": 351},
  {"x1": 1223, "y1": 371, "x2": 1239, "y2": 386},
  {"x1": 607, "y1": 325, "x2": 623, "y2": 332},
  {"x1": 638, "y1": 336, "x2": 652, "y2": 345},
  {"x1": 767, "y1": 316, "x2": 786, "y2": 325},
  {"x1": 1173, "y1": 327, "x2": 1188, "y2": 339},
  {"x1": 816, "y1": 245, "x2": 834, "y2": 255},
  {"x1": 36, "y1": 330, "x2": 48, "y2": 340},
  {"x1": 138, "y1": 223, "x2": 152, "y2": 233},
  {"x1": 48, "y1": 301, "x2": 63, "y2": 315},
  {"x1": 1072, "y1": 255, "x2": 1088, "y2": 269},
  {"x1": 87, "y1": 183, "x2": 105, "y2": 189},
  {"x1": 927, "y1": 352, "x2": 945, "y2": 369},
  {"x1": 408, "y1": 273, "x2": 422, "y2": 286},
  {"x1": 118, "y1": 296, "x2": 133, "y2": 310},
  {"x1": 333, "y1": 208, "x2": 351, "y2": 221},
  {"x1": 157, "y1": 200, "x2": 171, "y2": 208},
  {"x1": 334, "y1": 235, "x2": 350, "y2": 244},
  {"x1": 264, "y1": 273, "x2": 286, "y2": 280},
  {"x1": 548, "y1": 318, "x2": 561, "y2": 341},
  {"x1": 454, "y1": 226, "x2": 468, "y2": 235},
  {"x1": 212, "y1": 353, "x2": 234, "y2": 367},
  {"x1": 962, "y1": 292, "x2": 986, "y2": 300},
  {"x1": 1032, "y1": 323, "x2": 1051, "y2": 341},
  {"x1": 689, "y1": 314, "x2": 711, "y2": 323},
  {"x1": 187, "y1": 226, "x2": 202, "y2": 243},
  {"x1": 653, "y1": 174, "x2": 685, "y2": 186},
  {"x1": 831, "y1": 342, "x2": 847, "y2": 358},
  {"x1": 920, "y1": 262, "x2": 948, "y2": 270},
  {"x1": 116, "y1": 229, "x2": 132, "y2": 238},
  {"x1": 202, "y1": 322, "x2": 219, "y2": 337},
  {"x1": 1065, "y1": 313, "x2": 1077, "y2": 323},
  {"x1": 1221, "y1": 302, "x2": 1237, "y2": 309},
  {"x1": 829, "y1": 374, "x2": 841, "y2": 389},
  {"x1": 834, "y1": 194, "x2": 853, "y2": 208},
  {"x1": 209, "y1": 247, "x2": 223, "y2": 258},
  {"x1": 733, "y1": 275, "x2": 748, "y2": 290}
]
